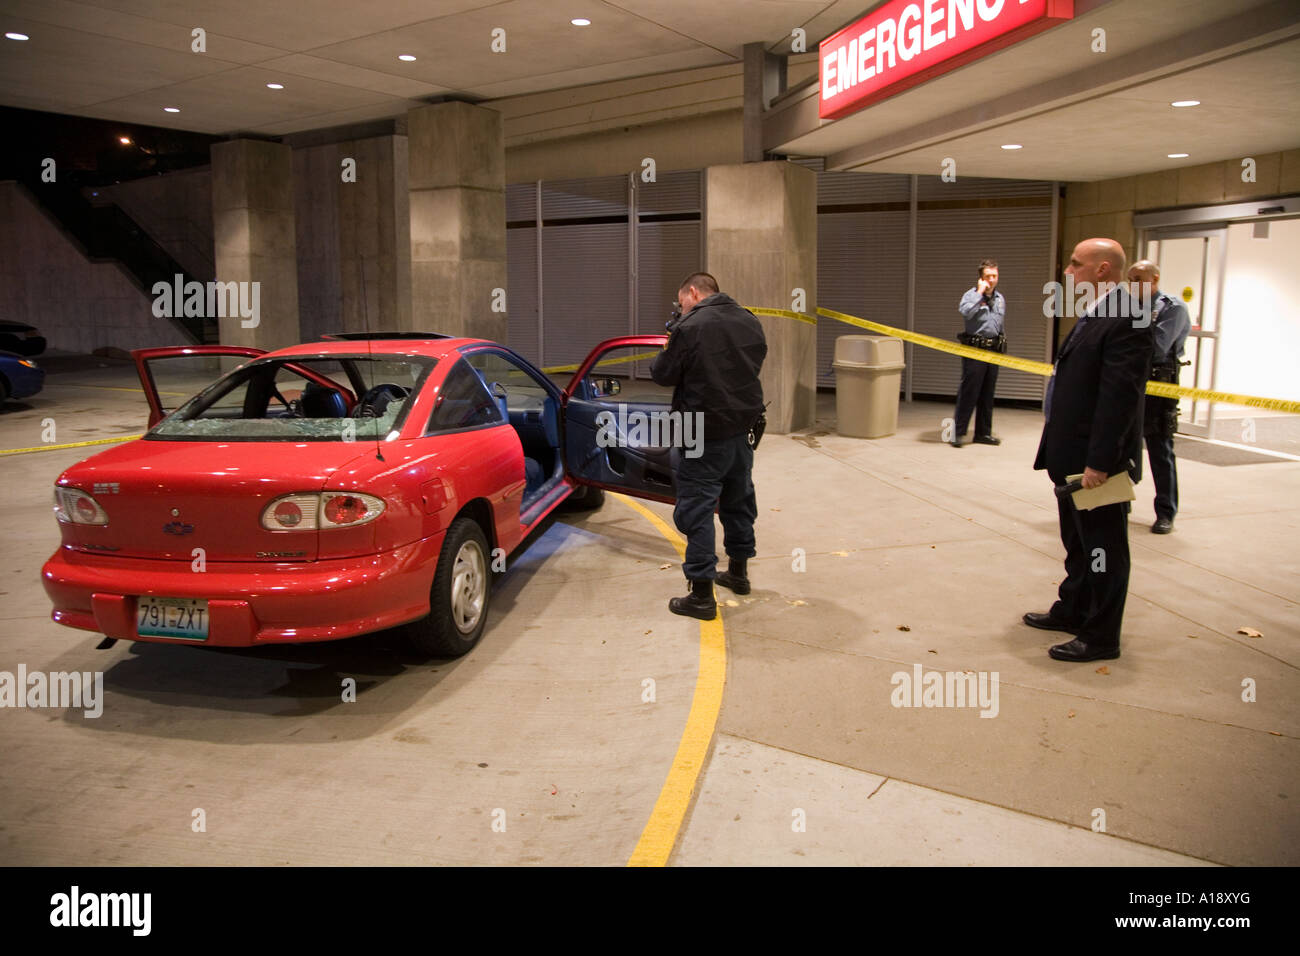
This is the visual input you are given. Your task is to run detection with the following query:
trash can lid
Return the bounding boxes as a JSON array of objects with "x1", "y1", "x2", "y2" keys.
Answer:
[{"x1": 833, "y1": 334, "x2": 905, "y2": 367}]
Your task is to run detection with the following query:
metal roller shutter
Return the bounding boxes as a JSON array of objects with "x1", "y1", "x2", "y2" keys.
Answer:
[
  {"x1": 542, "y1": 175, "x2": 628, "y2": 219},
  {"x1": 818, "y1": 170, "x2": 911, "y2": 205},
  {"x1": 637, "y1": 169, "x2": 702, "y2": 216},
  {"x1": 506, "y1": 226, "x2": 539, "y2": 363},
  {"x1": 538, "y1": 175, "x2": 630, "y2": 370},
  {"x1": 913, "y1": 205, "x2": 1051, "y2": 400},
  {"x1": 542, "y1": 223, "x2": 629, "y2": 370},
  {"x1": 637, "y1": 220, "x2": 701, "y2": 336},
  {"x1": 817, "y1": 209, "x2": 909, "y2": 386}
]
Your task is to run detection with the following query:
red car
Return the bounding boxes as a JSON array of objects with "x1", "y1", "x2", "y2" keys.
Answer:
[{"x1": 42, "y1": 333, "x2": 679, "y2": 656}]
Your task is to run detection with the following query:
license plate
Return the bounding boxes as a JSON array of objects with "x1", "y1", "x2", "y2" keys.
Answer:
[{"x1": 137, "y1": 596, "x2": 209, "y2": 641}]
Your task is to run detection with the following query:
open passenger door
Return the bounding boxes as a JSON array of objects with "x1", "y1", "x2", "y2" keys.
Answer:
[{"x1": 133, "y1": 346, "x2": 265, "y2": 427}]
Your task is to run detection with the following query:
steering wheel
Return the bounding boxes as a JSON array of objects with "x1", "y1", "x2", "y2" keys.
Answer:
[{"x1": 352, "y1": 383, "x2": 410, "y2": 418}]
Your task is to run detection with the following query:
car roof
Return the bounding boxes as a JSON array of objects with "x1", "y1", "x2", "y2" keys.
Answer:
[{"x1": 266, "y1": 337, "x2": 494, "y2": 361}]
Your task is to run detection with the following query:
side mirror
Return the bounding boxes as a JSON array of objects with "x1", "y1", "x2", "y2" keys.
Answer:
[{"x1": 594, "y1": 377, "x2": 621, "y2": 397}]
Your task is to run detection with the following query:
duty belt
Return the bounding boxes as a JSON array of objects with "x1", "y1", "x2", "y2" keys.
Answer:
[{"x1": 958, "y1": 332, "x2": 1006, "y2": 351}]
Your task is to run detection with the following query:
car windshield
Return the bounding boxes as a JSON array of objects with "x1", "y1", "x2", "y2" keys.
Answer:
[{"x1": 148, "y1": 354, "x2": 434, "y2": 441}]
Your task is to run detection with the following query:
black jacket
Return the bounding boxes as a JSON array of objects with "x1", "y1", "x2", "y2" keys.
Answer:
[
  {"x1": 649, "y1": 293, "x2": 767, "y2": 439},
  {"x1": 1034, "y1": 287, "x2": 1154, "y2": 484}
]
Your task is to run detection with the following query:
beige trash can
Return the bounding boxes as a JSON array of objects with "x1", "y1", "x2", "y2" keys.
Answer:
[{"x1": 832, "y1": 335, "x2": 906, "y2": 438}]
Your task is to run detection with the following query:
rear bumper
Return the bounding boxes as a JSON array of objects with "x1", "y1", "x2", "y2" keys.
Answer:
[{"x1": 41, "y1": 534, "x2": 445, "y2": 646}]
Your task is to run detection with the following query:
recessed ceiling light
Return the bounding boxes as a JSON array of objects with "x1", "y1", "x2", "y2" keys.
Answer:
[
  {"x1": 5, "y1": 32, "x2": 29, "y2": 41},
  {"x1": 1000, "y1": 144, "x2": 1022, "y2": 150},
  {"x1": 266, "y1": 82, "x2": 284, "y2": 90},
  {"x1": 1168, "y1": 153, "x2": 1189, "y2": 159},
  {"x1": 163, "y1": 106, "x2": 180, "y2": 113},
  {"x1": 1171, "y1": 100, "x2": 1200, "y2": 108},
  {"x1": 398, "y1": 54, "x2": 416, "y2": 61},
  {"x1": 571, "y1": 18, "x2": 591, "y2": 26},
  {"x1": 118, "y1": 136, "x2": 132, "y2": 145}
]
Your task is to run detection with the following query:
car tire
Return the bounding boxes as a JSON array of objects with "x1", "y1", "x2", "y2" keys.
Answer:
[
  {"x1": 564, "y1": 484, "x2": 605, "y2": 511},
  {"x1": 406, "y1": 516, "x2": 492, "y2": 657}
]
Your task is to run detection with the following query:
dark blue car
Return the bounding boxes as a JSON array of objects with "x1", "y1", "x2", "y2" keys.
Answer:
[{"x1": 0, "y1": 351, "x2": 44, "y2": 402}]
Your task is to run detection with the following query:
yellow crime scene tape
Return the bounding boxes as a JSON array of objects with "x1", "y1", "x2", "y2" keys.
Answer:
[
  {"x1": 752, "y1": 305, "x2": 1300, "y2": 415},
  {"x1": 0, "y1": 434, "x2": 142, "y2": 456},
  {"x1": 6, "y1": 316, "x2": 1296, "y2": 457}
]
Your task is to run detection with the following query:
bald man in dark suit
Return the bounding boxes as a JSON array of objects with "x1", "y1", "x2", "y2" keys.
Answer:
[{"x1": 1024, "y1": 238, "x2": 1154, "y2": 662}]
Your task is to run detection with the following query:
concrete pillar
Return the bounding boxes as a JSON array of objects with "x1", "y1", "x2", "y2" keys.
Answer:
[
  {"x1": 337, "y1": 135, "x2": 411, "y2": 334},
  {"x1": 210, "y1": 139, "x2": 300, "y2": 349},
  {"x1": 705, "y1": 162, "x2": 817, "y2": 434},
  {"x1": 407, "y1": 102, "x2": 506, "y2": 341}
]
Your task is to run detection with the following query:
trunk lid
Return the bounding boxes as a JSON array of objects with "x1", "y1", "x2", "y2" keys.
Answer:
[{"x1": 55, "y1": 438, "x2": 371, "y2": 562}]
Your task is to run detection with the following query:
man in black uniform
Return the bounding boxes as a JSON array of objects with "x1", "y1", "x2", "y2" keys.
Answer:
[
  {"x1": 1128, "y1": 259, "x2": 1190, "y2": 534},
  {"x1": 1024, "y1": 238, "x2": 1153, "y2": 662},
  {"x1": 650, "y1": 273, "x2": 767, "y2": 621}
]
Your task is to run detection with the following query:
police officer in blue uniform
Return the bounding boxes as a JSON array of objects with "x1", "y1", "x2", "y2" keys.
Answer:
[
  {"x1": 952, "y1": 258, "x2": 1006, "y2": 447},
  {"x1": 1128, "y1": 260, "x2": 1190, "y2": 534}
]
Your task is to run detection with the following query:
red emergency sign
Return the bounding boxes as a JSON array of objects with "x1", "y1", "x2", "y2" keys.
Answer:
[{"x1": 819, "y1": 0, "x2": 1074, "y2": 120}]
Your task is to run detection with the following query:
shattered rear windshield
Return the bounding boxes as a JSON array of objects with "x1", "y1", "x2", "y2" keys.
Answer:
[{"x1": 148, "y1": 354, "x2": 434, "y2": 441}]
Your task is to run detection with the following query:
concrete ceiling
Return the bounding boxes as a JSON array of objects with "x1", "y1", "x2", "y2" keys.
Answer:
[
  {"x1": 768, "y1": 0, "x2": 1300, "y2": 181},
  {"x1": 0, "y1": 0, "x2": 866, "y2": 135}
]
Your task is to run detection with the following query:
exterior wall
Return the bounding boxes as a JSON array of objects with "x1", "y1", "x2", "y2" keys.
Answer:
[
  {"x1": 506, "y1": 110, "x2": 744, "y2": 184},
  {"x1": 96, "y1": 167, "x2": 214, "y2": 281},
  {"x1": 0, "y1": 181, "x2": 160, "y2": 354},
  {"x1": 1060, "y1": 148, "x2": 1300, "y2": 273}
]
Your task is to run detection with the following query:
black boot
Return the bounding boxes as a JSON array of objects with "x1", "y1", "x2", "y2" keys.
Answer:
[
  {"x1": 715, "y1": 557, "x2": 750, "y2": 595},
  {"x1": 669, "y1": 578, "x2": 717, "y2": 620}
]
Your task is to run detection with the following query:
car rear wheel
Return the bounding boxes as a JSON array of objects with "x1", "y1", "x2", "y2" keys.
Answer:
[{"x1": 407, "y1": 516, "x2": 492, "y2": 657}]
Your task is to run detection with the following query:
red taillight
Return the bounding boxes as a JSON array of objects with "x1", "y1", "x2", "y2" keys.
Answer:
[
  {"x1": 261, "y1": 493, "x2": 384, "y2": 530},
  {"x1": 324, "y1": 495, "x2": 365, "y2": 525},
  {"x1": 74, "y1": 497, "x2": 98, "y2": 522},
  {"x1": 272, "y1": 500, "x2": 303, "y2": 527}
]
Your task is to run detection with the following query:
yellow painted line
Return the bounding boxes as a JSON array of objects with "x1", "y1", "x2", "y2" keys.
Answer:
[
  {"x1": 47, "y1": 383, "x2": 190, "y2": 396},
  {"x1": 0, "y1": 435, "x2": 140, "y2": 456},
  {"x1": 614, "y1": 491, "x2": 726, "y2": 868}
]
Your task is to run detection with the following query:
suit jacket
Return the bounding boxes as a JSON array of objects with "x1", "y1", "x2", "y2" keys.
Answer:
[{"x1": 1035, "y1": 287, "x2": 1155, "y2": 484}]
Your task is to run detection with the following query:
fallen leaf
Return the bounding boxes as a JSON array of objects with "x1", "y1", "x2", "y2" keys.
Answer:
[
  {"x1": 927, "y1": 649, "x2": 937, "y2": 654},
  {"x1": 644, "y1": 630, "x2": 651, "y2": 635},
  {"x1": 724, "y1": 599, "x2": 739, "y2": 607},
  {"x1": 770, "y1": 507, "x2": 781, "y2": 512},
  {"x1": 1067, "y1": 710, "x2": 1076, "y2": 718},
  {"x1": 897, "y1": 625, "x2": 911, "y2": 632},
  {"x1": 1186, "y1": 634, "x2": 1199, "y2": 639},
  {"x1": 788, "y1": 599, "x2": 807, "y2": 607},
  {"x1": 1270, "y1": 731, "x2": 1282, "y2": 736},
  {"x1": 1095, "y1": 665, "x2": 1110, "y2": 675},
  {"x1": 1237, "y1": 627, "x2": 1263, "y2": 638},
  {"x1": 831, "y1": 550, "x2": 849, "y2": 556},
  {"x1": 659, "y1": 563, "x2": 672, "y2": 570}
]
